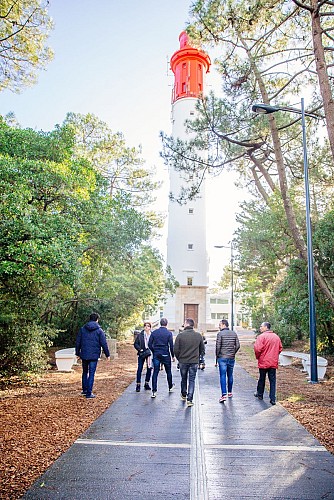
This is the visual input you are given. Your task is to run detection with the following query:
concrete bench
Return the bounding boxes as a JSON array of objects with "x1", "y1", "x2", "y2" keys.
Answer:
[
  {"x1": 107, "y1": 338, "x2": 118, "y2": 359},
  {"x1": 279, "y1": 351, "x2": 328, "y2": 379},
  {"x1": 55, "y1": 348, "x2": 77, "y2": 372}
]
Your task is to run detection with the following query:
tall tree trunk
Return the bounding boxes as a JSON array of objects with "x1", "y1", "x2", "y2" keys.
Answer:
[
  {"x1": 311, "y1": 0, "x2": 334, "y2": 160},
  {"x1": 293, "y1": 0, "x2": 334, "y2": 161},
  {"x1": 249, "y1": 152, "x2": 277, "y2": 193},
  {"x1": 250, "y1": 164, "x2": 271, "y2": 204},
  {"x1": 242, "y1": 35, "x2": 334, "y2": 308}
]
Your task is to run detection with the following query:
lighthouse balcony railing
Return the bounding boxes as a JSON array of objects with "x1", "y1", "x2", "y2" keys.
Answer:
[{"x1": 172, "y1": 88, "x2": 203, "y2": 103}]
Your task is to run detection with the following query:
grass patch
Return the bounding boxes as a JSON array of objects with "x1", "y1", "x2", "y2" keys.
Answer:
[
  {"x1": 238, "y1": 345, "x2": 255, "y2": 360},
  {"x1": 284, "y1": 393, "x2": 305, "y2": 403}
]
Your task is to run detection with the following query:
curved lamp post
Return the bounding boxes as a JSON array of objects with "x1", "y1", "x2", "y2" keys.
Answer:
[
  {"x1": 214, "y1": 242, "x2": 234, "y2": 331},
  {"x1": 252, "y1": 99, "x2": 318, "y2": 383}
]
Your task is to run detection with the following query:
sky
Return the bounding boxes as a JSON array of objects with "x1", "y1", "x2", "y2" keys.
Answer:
[{"x1": 0, "y1": 0, "x2": 244, "y2": 285}]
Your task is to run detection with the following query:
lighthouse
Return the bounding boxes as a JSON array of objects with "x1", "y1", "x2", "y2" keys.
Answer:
[{"x1": 164, "y1": 31, "x2": 211, "y2": 332}]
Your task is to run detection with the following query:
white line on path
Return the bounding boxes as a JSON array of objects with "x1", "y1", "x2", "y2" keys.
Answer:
[
  {"x1": 205, "y1": 444, "x2": 327, "y2": 452},
  {"x1": 75, "y1": 439, "x2": 190, "y2": 448},
  {"x1": 75, "y1": 439, "x2": 326, "y2": 452}
]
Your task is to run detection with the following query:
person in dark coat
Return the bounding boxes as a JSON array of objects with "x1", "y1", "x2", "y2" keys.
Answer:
[
  {"x1": 174, "y1": 318, "x2": 205, "y2": 407},
  {"x1": 216, "y1": 319, "x2": 240, "y2": 403},
  {"x1": 75, "y1": 312, "x2": 110, "y2": 399},
  {"x1": 148, "y1": 317, "x2": 175, "y2": 398},
  {"x1": 134, "y1": 321, "x2": 152, "y2": 392}
]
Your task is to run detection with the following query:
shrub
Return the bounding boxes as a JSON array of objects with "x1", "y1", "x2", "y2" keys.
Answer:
[{"x1": 0, "y1": 323, "x2": 55, "y2": 376}]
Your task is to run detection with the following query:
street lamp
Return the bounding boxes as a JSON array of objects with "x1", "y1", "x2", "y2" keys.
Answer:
[
  {"x1": 252, "y1": 99, "x2": 318, "y2": 383},
  {"x1": 214, "y1": 242, "x2": 234, "y2": 331}
]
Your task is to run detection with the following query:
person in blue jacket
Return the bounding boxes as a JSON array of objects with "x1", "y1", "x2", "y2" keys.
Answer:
[
  {"x1": 75, "y1": 312, "x2": 110, "y2": 399},
  {"x1": 148, "y1": 317, "x2": 175, "y2": 398}
]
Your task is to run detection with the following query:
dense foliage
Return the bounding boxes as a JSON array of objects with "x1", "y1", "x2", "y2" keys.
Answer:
[{"x1": 0, "y1": 117, "x2": 173, "y2": 375}]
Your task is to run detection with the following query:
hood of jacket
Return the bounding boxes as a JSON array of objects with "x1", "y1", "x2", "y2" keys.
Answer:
[{"x1": 84, "y1": 321, "x2": 100, "y2": 331}]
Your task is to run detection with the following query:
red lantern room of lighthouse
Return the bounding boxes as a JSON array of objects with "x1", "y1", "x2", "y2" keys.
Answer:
[{"x1": 170, "y1": 31, "x2": 211, "y2": 103}]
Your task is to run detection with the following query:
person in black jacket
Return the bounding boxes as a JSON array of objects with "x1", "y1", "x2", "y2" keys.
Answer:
[
  {"x1": 134, "y1": 322, "x2": 152, "y2": 392},
  {"x1": 174, "y1": 318, "x2": 205, "y2": 407},
  {"x1": 216, "y1": 319, "x2": 240, "y2": 403},
  {"x1": 148, "y1": 317, "x2": 175, "y2": 398},
  {"x1": 75, "y1": 312, "x2": 110, "y2": 399}
]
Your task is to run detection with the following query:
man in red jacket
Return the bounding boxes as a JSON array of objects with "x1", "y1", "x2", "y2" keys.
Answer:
[{"x1": 253, "y1": 322, "x2": 282, "y2": 405}]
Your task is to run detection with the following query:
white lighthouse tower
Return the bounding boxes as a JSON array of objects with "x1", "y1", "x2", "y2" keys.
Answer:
[{"x1": 164, "y1": 31, "x2": 211, "y2": 332}]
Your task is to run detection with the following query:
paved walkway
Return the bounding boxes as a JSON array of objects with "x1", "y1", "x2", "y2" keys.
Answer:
[{"x1": 24, "y1": 337, "x2": 334, "y2": 499}]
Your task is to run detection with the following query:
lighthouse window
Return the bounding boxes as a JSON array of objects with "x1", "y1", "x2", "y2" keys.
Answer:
[
  {"x1": 190, "y1": 111, "x2": 195, "y2": 116},
  {"x1": 187, "y1": 243, "x2": 193, "y2": 250},
  {"x1": 182, "y1": 82, "x2": 186, "y2": 92},
  {"x1": 187, "y1": 277, "x2": 193, "y2": 286},
  {"x1": 188, "y1": 208, "x2": 194, "y2": 214}
]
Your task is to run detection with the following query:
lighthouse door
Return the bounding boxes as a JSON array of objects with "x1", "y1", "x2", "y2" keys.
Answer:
[{"x1": 184, "y1": 304, "x2": 199, "y2": 328}]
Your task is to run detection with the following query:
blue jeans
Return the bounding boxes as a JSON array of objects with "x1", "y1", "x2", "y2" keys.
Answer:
[
  {"x1": 82, "y1": 359, "x2": 98, "y2": 396},
  {"x1": 257, "y1": 368, "x2": 276, "y2": 402},
  {"x1": 179, "y1": 362, "x2": 198, "y2": 402},
  {"x1": 152, "y1": 354, "x2": 173, "y2": 392},
  {"x1": 218, "y1": 357, "x2": 235, "y2": 395},
  {"x1": 136, "y1": 356, "x2": 152, "y2": 384}
]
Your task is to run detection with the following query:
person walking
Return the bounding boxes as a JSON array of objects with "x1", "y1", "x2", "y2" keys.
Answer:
[
  {"x1": 174, "y1": 318, "x2": 205, "y2": 407},
  {"x1": 134, "y1": 321, "x2": 152, "y2": 392},
  {"x1": 148, "y1": 317, "x2": 175, "y2": 398},
  {"x1": 216, "y1": 319, "x2": 240, "y2": 403},
  {"x1": 75, "y1": 312, "x2": 110, "y2": 399},
  {"x1": 254, "y1": 321, "x2": 283, "y2": 405}
]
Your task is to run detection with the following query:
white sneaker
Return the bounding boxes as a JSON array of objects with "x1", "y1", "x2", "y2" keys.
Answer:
[
  {"x1": 169, "y1": 383, "x2": 175, "y2": 392},
  {"x1": 186, "y1": 400, "x2": 194, "y2": 407},
  {"x1": 151, "y1": 392, "x2": 156, "y2": 398}
]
